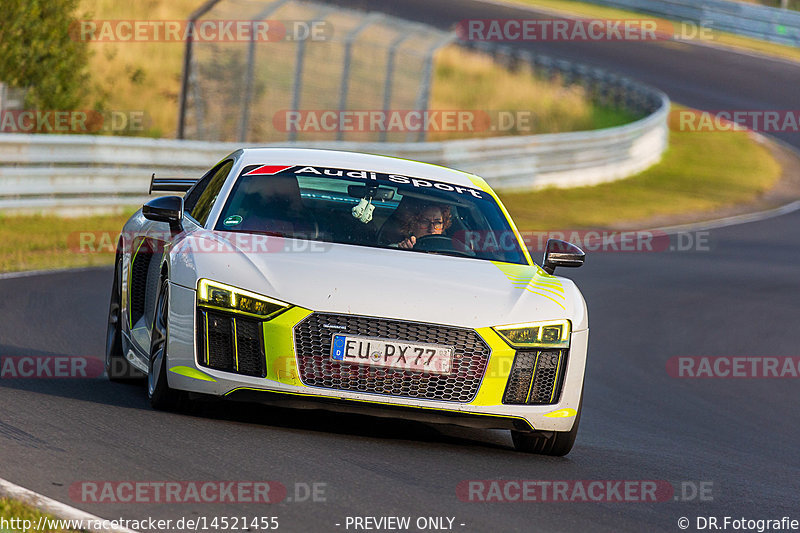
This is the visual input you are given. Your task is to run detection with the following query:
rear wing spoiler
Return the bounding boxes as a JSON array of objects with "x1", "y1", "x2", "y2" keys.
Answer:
[{"x1": 149, "y1": 173, "x2": 198, "y2": 194}]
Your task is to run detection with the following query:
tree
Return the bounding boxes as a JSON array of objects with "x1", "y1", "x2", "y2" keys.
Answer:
[{"x1": 0, "y1": 0, "x2": 90, "y2": 109}]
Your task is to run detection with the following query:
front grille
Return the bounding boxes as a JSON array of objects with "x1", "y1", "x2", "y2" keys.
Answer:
[
  {"x1": 197, "y1": 309, "x2": 266, "y2": 377},
  {"x1": 503, "y1": 349, "x2": 568, "y2": 405},
  {"x1": 293, "y1": 313, "x2": 491, "y2": 402}
]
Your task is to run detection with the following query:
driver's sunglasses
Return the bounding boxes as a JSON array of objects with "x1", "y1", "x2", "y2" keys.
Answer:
[{"x1": 416, "y1": 217, "x2": 444, "y2": 229}]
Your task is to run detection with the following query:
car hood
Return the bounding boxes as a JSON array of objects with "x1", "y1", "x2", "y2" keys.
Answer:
[{"x1": 171, "y1": 232, "x2": 587, "y2": 330}]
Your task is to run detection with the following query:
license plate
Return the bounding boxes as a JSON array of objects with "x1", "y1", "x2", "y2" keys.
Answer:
[{"x1": 331, "y1": 334, "x2": 453, "y2": 374}]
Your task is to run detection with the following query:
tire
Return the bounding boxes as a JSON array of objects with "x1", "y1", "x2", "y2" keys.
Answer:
[
  {"x1": 147, "y1": 277, "x2": 183, "y2": 410},
  {"x1": 512, "y1": 393, "x2": 583, "y2": 457},
  {"x1": 105, "y1": 251, "x2": 141, "y2": 381}
]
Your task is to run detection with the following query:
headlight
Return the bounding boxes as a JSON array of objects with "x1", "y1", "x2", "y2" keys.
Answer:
[
  {"x1": 493, "y1": 319, "x2": 571, "y2": 349},
  {"x1": 197, "y1": 279, "x2": 291, "y2": 319}
]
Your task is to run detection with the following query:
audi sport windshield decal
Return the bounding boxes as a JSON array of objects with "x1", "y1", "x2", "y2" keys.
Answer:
[{"x1": 240, "y1": 164, "x2": 485, "y2": 199}]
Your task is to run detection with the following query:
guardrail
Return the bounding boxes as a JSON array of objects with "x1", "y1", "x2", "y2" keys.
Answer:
[
  {"x1": 0, "y1": 47, "x2": 669, "y2": 214},
  {"x1": 581, "y1": 0, "x2": 800, "y2": 47}
]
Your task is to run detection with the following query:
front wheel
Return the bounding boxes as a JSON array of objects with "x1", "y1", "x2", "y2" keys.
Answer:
[
  {"x1": 512, "y1": 393, "x2": 583, "y2": 456},
  {"x1": 148, "y1": 277, "x2": 183, "y2": 410}
]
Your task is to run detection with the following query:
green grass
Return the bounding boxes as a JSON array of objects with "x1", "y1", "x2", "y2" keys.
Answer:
[
  {"x1": 0, "y1": 210, "x2": 134, "y2": 273},
  {"x1": 428, "y1": 46, "x2": 635, "y2": 141},
  {"x1": 506, "y1": 0, "x2": 800, "y2": 63},
  {"x1": 0, "y1": 498, "x2": 81, "y2": 533},
  {"x1": 499, "y1": 105, "x2": 782, "y2": 228}
]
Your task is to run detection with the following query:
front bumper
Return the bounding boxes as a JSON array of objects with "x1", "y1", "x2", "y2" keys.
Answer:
[{"x1": 166, "y1": 283, "x2": 588, "y2": 433}]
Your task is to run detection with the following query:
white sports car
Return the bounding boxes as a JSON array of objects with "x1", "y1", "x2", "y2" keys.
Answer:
[{"x1": 106, "y1": 148, "x2": 588, "y2": 455}]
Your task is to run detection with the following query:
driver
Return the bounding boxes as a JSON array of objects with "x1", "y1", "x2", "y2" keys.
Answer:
[{"x1": 396, "y1": 203, "x2": 452, "y2": 249}]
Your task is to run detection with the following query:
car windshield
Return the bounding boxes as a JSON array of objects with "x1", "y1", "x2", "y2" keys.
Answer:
[{"x1": 213, "y1": 164, "x2": 528, "y2": 265}]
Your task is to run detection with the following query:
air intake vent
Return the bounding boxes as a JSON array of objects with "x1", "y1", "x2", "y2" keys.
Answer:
[
  {"x1": 502, "y1": 350, "x2": 567, "y2": 405},
  {"x1": 197, "y1": 309, "x2": 266, "y2": 377}
]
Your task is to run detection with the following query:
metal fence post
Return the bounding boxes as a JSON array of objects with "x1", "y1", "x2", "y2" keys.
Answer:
[
  {"x1": 411, "y1": 33, "x2": 456, "y2": 142},
  {"x1": 239, "y1": 0, "x2": 291, "y2": 143},
  {"x1": 189, "y1": 55, "x2": 206, "y2": 140},
  {"x1": 177, "y1": 0, "x2": 223, "y2": 139},
  {"x1": 288, "y1": 7, "x2": 332, "y2": 142},
  {"x1": 379, "y1": 28, "x2": 416, "y2": 143},
  {"x1": 336, "y1": 13, "x2": 383, "y2": 141}
]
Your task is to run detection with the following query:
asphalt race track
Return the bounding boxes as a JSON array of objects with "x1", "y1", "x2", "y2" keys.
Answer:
[{"x1": 1, "y1": 1, "x2": 800, "y2": 532}]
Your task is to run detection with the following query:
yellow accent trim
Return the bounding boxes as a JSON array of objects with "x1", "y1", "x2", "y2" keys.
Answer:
[
  {"x1": 523, "y1": 285, "x2": 566, "y2": 299},
  {"x1": 232, "y1": 317, "x2": 239, "y2": 372},
  {"x1": 467, "y1": 175, "x2": 493, "y2": 194},
  {"x1": 468, "y1": 327, "x2": 518, "y2": 406},
  {"x1": 169, "y1": 365, "x2": 217, "y2": 382},
  {"x1": 508, "y1": 274, "x2": 563, "y2": 284},
  {"x1": 203, "y1": 311, "x2": 210, "y2": 365},
  {"x1": 492, "y1": 262, "x2": 568, "y2": 310},
  {"x1": 531, "y1": 283, "x2": 565, "y2": 292},
  {"x1": 509, "y1": 278, "x2": 565, "y2": 292},
  {"x1": 549, "y1": 352, "x2": 563, "y2": 403},
  {"x1": 544, "y1": 408, "x2": 576, "y2": 418},
  {"x1": 262, "y1": 306, "x2": 314, "y2": 385},
  {"x1": 494, "y1": 261, "x2": 556, "y2": 279}
]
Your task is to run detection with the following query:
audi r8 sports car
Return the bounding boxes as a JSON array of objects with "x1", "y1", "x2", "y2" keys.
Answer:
[{"x1": 105, "y1": 148, "x2": 588, "y2": 456}]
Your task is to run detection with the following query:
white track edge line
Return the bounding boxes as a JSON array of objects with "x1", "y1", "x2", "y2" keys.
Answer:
[
  {"x1": 648, "y1": 200, "x2": 800, "y2": 234},
  {"x1": 0, "y1": 477, "x2": 140, "y2": 533},
  {"x1": 0, "y1": 266, "x2": 109, "y2": 280}
]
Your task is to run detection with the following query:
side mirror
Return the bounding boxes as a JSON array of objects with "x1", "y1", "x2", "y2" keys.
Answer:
[
  {"x1": 542, "y1": 239, "x2": 585, "y2": 274},
  {"x1": 143, "y1": 195, "x2": 184, "y2": 232}
]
